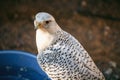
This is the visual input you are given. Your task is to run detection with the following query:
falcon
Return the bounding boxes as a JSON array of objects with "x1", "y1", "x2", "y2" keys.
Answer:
[{"x1": 34, "y1": 12, "x2": 105, "y2": 80}]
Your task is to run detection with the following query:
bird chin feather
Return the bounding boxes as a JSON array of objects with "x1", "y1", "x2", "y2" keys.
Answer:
[{"x1": 36, "y1": 29, "x2": 54, "y2": 53}]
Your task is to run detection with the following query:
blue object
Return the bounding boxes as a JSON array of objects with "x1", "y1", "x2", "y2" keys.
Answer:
[{"x1": 0, "y1": 50, "x2": 51, "y2": 80}]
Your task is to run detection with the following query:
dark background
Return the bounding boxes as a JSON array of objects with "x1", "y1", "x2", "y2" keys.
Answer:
[{"x1": 0, "y1": 0, "x2": 120, "y2": 80}]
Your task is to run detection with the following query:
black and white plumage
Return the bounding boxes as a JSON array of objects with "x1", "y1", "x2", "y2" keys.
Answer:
[{"x1": 34, "y1": 12, "x2": 105, "y2": 80}]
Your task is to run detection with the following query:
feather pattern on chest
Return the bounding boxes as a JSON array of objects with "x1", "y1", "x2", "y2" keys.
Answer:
[{"x1": 37, "y1": 31, "x2": 105, "y2": 80}]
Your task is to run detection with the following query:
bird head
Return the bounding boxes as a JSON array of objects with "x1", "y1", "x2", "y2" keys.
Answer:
[{"x1": 34, "y1": 12, "x2": 61, "y2": 34}]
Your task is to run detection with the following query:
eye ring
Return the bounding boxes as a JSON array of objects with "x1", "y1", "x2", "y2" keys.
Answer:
[{"x1": 45, "y1": 20, "x2": 51, "y2": 24}]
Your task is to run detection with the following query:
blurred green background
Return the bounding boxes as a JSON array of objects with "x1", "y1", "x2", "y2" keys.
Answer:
[{"x1": 0, "y1": 0, "x2": 120, "y2": 80}]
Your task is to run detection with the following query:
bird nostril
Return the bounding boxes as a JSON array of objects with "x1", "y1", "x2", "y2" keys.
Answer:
[{"x1": 34, "y1": 21, "x2": 44, "y2": 30}]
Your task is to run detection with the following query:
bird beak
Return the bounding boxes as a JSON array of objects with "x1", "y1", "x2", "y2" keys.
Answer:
[{"x1": 34, "y1": 20, "x2": 43, "y2": 30}]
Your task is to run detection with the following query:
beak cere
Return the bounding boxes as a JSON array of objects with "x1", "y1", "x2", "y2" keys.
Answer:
[{"x1": 34, "y1": 20, "x2": 43, "y2": 30}]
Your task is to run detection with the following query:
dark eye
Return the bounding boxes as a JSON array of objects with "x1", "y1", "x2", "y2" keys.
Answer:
[{"x1": 45, "y1": 20, "x2": 51, "y2": 24}]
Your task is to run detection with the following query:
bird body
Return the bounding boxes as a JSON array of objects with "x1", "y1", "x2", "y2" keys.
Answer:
[{"x1": 34, "y1": 12, "x2": 105, "y2": 80}]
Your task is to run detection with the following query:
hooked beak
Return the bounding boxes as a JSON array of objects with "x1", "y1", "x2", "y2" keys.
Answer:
[{"x1": 34, "y1": 20, "x2": 43, "y2": 30}]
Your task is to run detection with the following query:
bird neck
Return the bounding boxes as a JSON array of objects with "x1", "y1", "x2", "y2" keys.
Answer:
[{"x1": 36, "y1": 29, "x2": 55, "y2": 53}]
